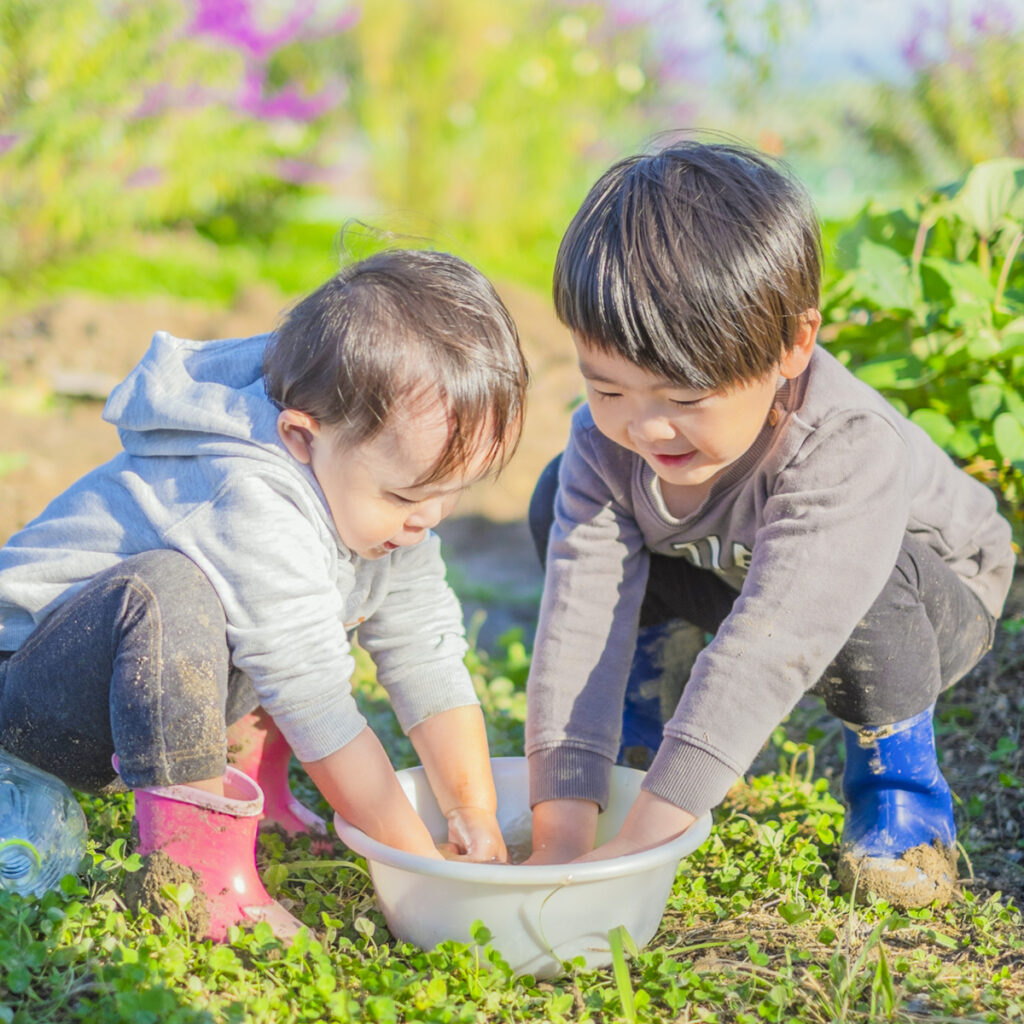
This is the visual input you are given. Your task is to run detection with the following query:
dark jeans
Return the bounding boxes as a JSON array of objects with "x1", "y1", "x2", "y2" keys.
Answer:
[
  {"x1": 528, "y1": 456, "x2": 996, "y2": 726},
  {"x1": 0, "y1": 550, "x2": 258, "y2": 792}
]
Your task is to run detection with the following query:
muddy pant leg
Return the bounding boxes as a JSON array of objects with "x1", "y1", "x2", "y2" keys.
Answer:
[
  {"x1": 813, "y1": 535, "x2": 995, "y2": 725},
  {"x1": 0, "y1": 550, "x2": 246, "y2": 793}
]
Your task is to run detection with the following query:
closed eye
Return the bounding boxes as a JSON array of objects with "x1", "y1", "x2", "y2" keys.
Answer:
[{"x1": 386, "y1": 492, "x2": 417, "y2": 506}]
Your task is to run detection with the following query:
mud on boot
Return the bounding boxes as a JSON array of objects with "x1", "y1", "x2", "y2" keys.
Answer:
[
  {"x1": 838, "y1": 705, "x2": 959, "y2": 909},
  {"x1": 125, "y1": 766, "x2": 305, "y2": 942}
]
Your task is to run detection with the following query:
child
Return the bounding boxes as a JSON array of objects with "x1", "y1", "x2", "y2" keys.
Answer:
[
  {"x1": 524, "y1": 141, "x2": 1015, "y2": 909},
  {"x1": 0, "y1": 248, "x2": 529, "y2": 939}
]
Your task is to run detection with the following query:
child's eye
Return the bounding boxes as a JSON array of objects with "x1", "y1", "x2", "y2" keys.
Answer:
[
  {"x1": 387, "y1": 492, "x2": 417, "y2": 505},
  {"x1": 592, "y1": 389, "x2": 621, "y2": 400}
]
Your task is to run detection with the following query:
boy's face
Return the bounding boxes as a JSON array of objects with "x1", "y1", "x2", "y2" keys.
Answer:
[
  {"x1": 278, "y1": 398, "x2": 490, "y2": 559},
  {"x1": 573, "y1": 334, "x2": 805, "y2": 493}
]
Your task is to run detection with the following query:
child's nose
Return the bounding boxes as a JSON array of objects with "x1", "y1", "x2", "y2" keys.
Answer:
[
  {"x1": 628, "y1": 411, "x2": 674, "y2": 444},
  {"x1": 405, "y1": 496, "x2": 449, "y2": 531}
]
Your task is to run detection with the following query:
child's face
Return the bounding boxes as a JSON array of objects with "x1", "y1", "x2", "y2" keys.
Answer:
[
  {"x1": 573, "y1": 334, "x2": 804, "y2": 492},
  {"x1": 278, "y1": 398, "x2": 490, "y2": 559}
]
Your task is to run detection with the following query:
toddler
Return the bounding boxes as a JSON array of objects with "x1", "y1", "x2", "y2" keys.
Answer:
[
  {"x1": 525, "y1": 142, "x2": 1014, "y2": 908},
  {"x1": 0, "y1": 249, "x2": 529, "y2": 939}
]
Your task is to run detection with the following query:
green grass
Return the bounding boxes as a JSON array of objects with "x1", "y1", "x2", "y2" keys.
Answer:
[
  {"x1": 0, "y1": 221, "x2": 351, "y2": 316},
  {"x1": 0, "y1": 216, "x2": 543, "y2": 318},
  {"x1": 1, "y1": 631, "x2": 1022, "y2": 1023}
]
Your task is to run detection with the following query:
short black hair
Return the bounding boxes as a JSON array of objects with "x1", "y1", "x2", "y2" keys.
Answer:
[
  {"x1": 264, "y1": 249, "x2": 529, "y2": 483},
  {"x1": 553, "y1": 140, "x2": 821, "y2": 390}
]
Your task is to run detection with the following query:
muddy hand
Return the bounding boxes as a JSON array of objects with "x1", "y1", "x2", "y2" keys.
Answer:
[{"x1": 442, "y1": 806, "x2": 508, "y2": 863}]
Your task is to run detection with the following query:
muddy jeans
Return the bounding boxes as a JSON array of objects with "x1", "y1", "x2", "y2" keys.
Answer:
[
  {"x1": 0, "y1": 550, "x2": 259, "y2": 793},
  {"x1": 528, "y1": 455, "x2": 996, "y2": 727}
]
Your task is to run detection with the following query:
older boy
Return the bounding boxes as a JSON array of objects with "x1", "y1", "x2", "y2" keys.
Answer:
[{"x1": 525, "y1": 142, "x2": 1014, "y2": 908}]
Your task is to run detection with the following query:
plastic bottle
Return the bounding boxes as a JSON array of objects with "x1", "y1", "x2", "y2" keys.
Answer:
[{"x1": 0, "y1": 749, "x2": 88, "y2": 897}]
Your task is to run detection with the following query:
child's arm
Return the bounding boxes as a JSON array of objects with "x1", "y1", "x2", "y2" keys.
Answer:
[
  {"x1": 301, "y1": 727, "x2": 443, "y2": 859},
  {"x1": 525, "y1": 416, "x2": 650, "y2": 857},
  {"x1": 526, "y1": 797, "x2": 599, "y2": 864},
  {"x1": 409, "y1": 704, "x2": 507, "y2": 862},
  {"x1": 356, "y1": 535, "x2": 509, "y2": 861}
]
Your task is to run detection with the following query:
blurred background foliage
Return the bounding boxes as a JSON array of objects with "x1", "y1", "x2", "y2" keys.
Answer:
[
  {"x1": 1, "y1": 0, "x2": 1023, "y2": 526},
  {"x1": 4, "y1": 0, "x2": 1020, "y2": 296}
]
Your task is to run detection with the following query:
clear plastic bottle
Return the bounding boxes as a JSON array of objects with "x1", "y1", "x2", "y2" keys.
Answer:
[{"x1": 0, "y1": 749, "x2": 88, "y2": 897}]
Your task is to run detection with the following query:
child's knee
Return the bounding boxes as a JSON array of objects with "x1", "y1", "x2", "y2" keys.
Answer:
[{"x1": 117, "y1": 550, "x2": 226, "y2": 634}]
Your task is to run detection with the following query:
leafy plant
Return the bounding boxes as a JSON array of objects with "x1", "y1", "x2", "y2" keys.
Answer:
[
  {"x1": 0, "y1": 0, "x2": 326, "y2": 282},
  {"x1": 822, "y1": 157, "x2": 1024, "y2": 542},
  {"x1": 848, "y1": 3, "x2": 1024, "y2": 189},
  {"x1": 345, "y1": 0, "x2": 660, "y2": 290}
]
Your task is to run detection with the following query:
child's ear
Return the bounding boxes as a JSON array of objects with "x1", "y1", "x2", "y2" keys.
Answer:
[
  {"x1": 779, "y1": 309, "x2": 821, "y2": 380},
  {"x1": 277, "y1": 409, "x2": 320, "y2": 465}
]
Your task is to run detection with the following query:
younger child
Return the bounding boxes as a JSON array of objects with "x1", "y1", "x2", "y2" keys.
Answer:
[
  {"x1": 0, "y1": 248, "x2": 529, "y2": 939},
  {"x1": 524, "y1": 141, "x2": 1015, "y2": 908}
]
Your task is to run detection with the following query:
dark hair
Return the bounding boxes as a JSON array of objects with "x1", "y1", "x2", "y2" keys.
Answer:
[
  {"x1": 264, "y1": 249, "x2": 529, "y2": 483},
  {"x1": 553, "y1": 140, "x2": 821, "y2": 390}
]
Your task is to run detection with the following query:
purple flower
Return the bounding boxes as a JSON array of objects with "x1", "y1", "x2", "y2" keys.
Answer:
[
  {"x1": 238, "y1": 68, "x2": 346, "y2": 121},
  {"x1": 188, "y1": 0, "x2": 358, "y2": 59},
  {"x1": 186, "y1": 2, "x2": 357, "y2": 122},
  {"x1": 0, "y1": 134, "x2": 18, "y2": 155},
  {"x1": 970, "y1": 1, "x2": 1015, "y2": 36},
  {"x1": 125, "y1": 166, "x2": 165, "y2": 189},
  {"x1": 275, "y1": 157, "x2": 336, "y2": 185}
]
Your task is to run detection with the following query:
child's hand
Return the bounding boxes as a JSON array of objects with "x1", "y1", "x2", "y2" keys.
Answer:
[
  {"x1": 571, "y1": 791, "x2": 696, "y2": 863},
  {"x1": 439, "y1": 806, "x2": 508, "y2": 862}
]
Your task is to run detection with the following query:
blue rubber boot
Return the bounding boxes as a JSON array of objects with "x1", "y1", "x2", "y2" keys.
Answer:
[
  {"x1": 838, "y1": 705, "x2": 959, "y2": 908},
  {"x1": 619, "y1": 621, "x2": 706, "y2": 770}
]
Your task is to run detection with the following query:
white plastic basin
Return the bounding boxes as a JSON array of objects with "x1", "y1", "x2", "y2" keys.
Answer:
[{"x1": 333, "y1": 756, "x2": 712, "y2": 978}]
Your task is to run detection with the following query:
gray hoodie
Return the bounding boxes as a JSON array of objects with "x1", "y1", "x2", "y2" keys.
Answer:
[
  {"x1": 0, "y1": 332, "x2": 478, "y2": 763},
  {"x1": 526, "y1": 346, "x2": 1015, "y2": 817}
]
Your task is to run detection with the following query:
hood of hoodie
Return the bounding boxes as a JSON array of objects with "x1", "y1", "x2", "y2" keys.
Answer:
[{"x1": 103, "y1": 332, "x2": 285, "y2": 460}]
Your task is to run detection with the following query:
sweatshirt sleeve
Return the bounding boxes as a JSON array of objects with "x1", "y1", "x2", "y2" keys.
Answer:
[
  {"x1": 525, "y1": 417, "x2": 650, "y2": 811},
  {"x1": 354, "y1": 532, "x2": 479, "y2": 733},
  {"x1": 163, "y1": 472, "x2": 366, "y2": 763},
  {"x1": 644, "y1": 411, "x2": 913, "y2": 816}
]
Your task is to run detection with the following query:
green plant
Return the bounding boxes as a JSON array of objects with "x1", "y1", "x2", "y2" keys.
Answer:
[
  {"x1": 0, "y1": 613, "x2": 1022, "y2": 1021},
  {"x1": 823, "y1": 158, "x2": 1024, "y2": 542},
  {"x1": 848, "y1": 7, "x2": 1024, "y2": 190},
  {"x1": 0, "y1": 0, "x2": 317, "y2": 283},
  {"x1": 346, "y1": 0, "x2": 659, "y2": 290}
]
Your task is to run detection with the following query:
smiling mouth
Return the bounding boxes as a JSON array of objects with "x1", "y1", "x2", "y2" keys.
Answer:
[{"x1": 650, "y1": 451, "x2": 696, "y2": 467}]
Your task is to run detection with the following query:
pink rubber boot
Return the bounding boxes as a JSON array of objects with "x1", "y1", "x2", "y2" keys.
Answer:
[
  {"x1": 129, "y1": 767, "x2": 305, "y2": 942},
  {"x1": 227, "y1": 709, "x2": 329, "y2": 846}
]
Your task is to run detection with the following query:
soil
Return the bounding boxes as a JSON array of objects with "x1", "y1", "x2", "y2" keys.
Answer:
[
  {"x1": 124, "y1": 848, "x2": 212, "y2": 938},
  {"x1": 2, "y1": 286, "x2": 1023, "y2": 912}
]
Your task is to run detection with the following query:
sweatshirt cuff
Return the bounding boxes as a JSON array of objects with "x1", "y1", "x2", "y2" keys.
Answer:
[
  {"x1": 386, "y1": 663, "x2": 480, "y2": 734},
  {"x1": 528, "y1": 745, "x2": 615, "y2": 812},
  {"x1": 272, "y1": 701, "x2": 368, "y2": 764},
  {"x1": 642, "y1": 736, "x2": 742, "y2": 817}
]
